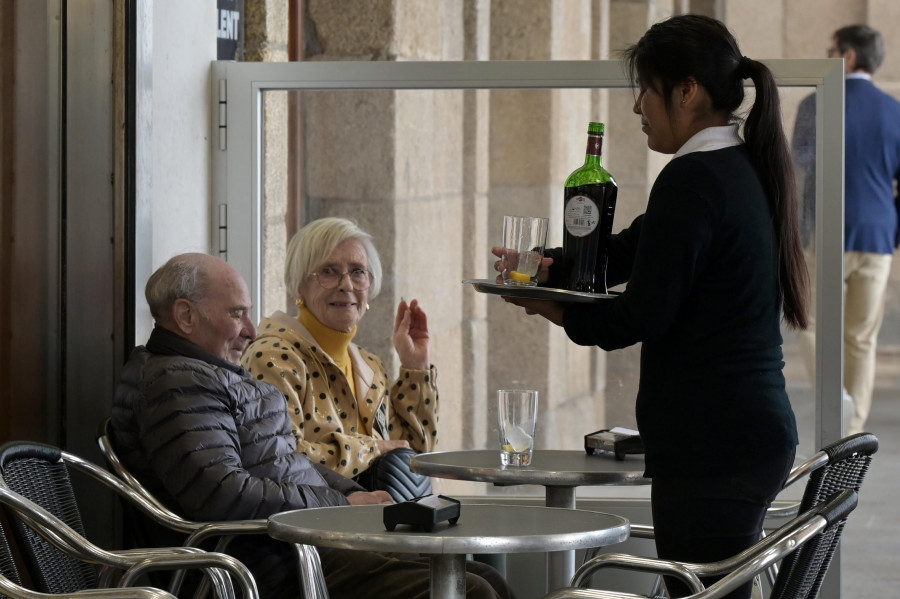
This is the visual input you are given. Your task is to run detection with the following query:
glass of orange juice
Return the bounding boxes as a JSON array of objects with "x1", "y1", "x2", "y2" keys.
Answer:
[{"x1": 500, "y1": 215, "x2": 549, "y2": 287}]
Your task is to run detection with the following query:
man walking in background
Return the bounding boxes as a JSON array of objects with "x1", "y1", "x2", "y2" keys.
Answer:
[{"x1": 794, "y1": 25, "x2": 900, "y2": 434}]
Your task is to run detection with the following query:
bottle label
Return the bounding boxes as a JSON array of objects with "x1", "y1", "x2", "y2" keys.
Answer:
[
  {"x1": 586, "y1": 134, "x2": 602, "y2": 156},
  {"x1": 565, "y1": 195, "x2": 600, "y2": 237}
]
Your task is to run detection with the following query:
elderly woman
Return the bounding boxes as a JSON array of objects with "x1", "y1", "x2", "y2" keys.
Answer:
[{"x1": 241, "y1": 217, "x2": 437, "y2": 481}]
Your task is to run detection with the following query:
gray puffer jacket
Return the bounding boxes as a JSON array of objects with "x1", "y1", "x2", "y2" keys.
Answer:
[{"x1": 111, "y1": 326, "x2": 362, "y2": 522}]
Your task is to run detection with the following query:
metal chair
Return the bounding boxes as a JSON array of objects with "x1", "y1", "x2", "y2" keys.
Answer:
[
  {"x1": 766, "y1": 432, "x2": 877, "y2": 598},
  {"x1": 577, "y1": 433, "x2": 878, "y2": 599},
  {"x1": 0, "y1": 442, "x2": 258, "y2": 599},
  {"x1": 0, "y1": 499, "x2": 177, "y2": 599},
  {"x1": 96, "y1": 418, "x2": 329, "y2": 599},
  {"x1": 612, "y1": 440, "x2": 829, "y2": 597},
  {"x1": 542, "y1": 488, "x2": 858, "y2": 599},
  {"x1": 0, "y1": 508, "x2": 23, "y2": 596}
]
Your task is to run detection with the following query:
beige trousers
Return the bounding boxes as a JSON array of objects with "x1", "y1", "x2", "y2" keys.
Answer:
[{"x1": 797, "y1": 250, "x2": 893, "y2": 435}]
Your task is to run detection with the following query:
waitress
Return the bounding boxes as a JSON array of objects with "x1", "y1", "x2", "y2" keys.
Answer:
[{"x1": 499, "y1": 15, "x2": 807, "y2": 599}]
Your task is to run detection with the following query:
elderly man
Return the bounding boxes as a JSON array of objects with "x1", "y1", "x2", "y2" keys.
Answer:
[{"x1": 111, "y1": 253, "x2": 513, "y2": 599}]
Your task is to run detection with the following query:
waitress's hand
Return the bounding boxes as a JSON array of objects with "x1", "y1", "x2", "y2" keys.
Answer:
[
  {"x1": 503, "y1": 297, "x2": 566, "y2": 327},
  {"x1": 393, "y1": 298, "x2": 431, "y2": 371},
  {"x1": 491, "y1": 246, "x2": 553, "y2": 284}
]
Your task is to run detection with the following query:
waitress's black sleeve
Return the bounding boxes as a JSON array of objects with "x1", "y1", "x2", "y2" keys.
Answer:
[{"x1": 559, "y1": 146, "x2": 798, "y2": 476}]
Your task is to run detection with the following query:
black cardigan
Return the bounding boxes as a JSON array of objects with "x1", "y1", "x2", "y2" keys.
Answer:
[{"x1": 551, "y1": 146, "x2": 798, "y2": 476}]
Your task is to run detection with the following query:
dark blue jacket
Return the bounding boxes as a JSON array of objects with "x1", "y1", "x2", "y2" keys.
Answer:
[{"x1": 844, "y1": 76, "x2": 900, "y2": 254}]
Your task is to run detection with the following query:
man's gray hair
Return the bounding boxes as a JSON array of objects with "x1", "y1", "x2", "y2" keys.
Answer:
[
  {"x1": 285, "y1": 217, "x2": 383, "y2": 299},
  {"x1": 834, "y1": 24, "x2": 886, "y2": 74},
  {"x1": 145, "y1": 256, "x2": 210, "y2": 321}
]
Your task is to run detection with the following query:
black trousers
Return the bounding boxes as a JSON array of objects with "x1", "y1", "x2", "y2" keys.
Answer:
[
  {"x1": 650, "y1": 448, "x2": 796, "y2": 599},
  {"x1": 322, "y1": 550, "x2": 516, "y2": 599},
  {"x1": 228, "y1": 538, "x2": 516, "y2": 599}
]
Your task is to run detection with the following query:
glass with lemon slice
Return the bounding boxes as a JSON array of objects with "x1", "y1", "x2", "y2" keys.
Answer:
[
  {"x1": 501, "y1": 215, "x2": 549, "y2": 287},
  {"x1": 498, "y1": 389, "x2": 538, "y2": 466}
]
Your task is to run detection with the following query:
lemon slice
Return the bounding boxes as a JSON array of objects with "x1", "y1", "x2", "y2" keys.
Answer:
[
  {"x1": 501, "y1": 444, "x2": 515, "y2": 452},
  {"x1": 508, "y1": 271, "x2": 532, "y2": 283}
]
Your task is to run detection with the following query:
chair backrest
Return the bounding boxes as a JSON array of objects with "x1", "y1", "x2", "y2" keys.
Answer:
[
  {"x1": 0, "y1": 509, "x2": 24, "y2": 599},
  {"x1": 95, "y1": 419, "x2": 196, "y2": 555},
  {"x1": 97, "y1": 419, "x2": 331, "y2": 599},
  {"x1": 769, "y1": 432, "x2": 878, "y2": 599},
  {"x1": 543, "y1": 490, "x2": 859, "y2": 599},
  {"x1": 96, "y1": 420, "x2": 173, "y2": 515},
  {"x1": 0, "y1": 442, "x2": 99, "y2": 594}
]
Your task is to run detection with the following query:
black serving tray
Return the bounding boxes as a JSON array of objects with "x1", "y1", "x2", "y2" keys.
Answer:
[{"x1": 463, "y1": 279, "x2": 616, "y2": 303}]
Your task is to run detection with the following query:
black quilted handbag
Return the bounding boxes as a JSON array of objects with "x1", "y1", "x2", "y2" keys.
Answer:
[{"x1": 357, "y1": 447, "x2": 433, "y2": 502}]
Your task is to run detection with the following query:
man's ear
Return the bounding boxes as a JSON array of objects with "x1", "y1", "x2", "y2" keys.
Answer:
[
  {"x1": 171, "y1": 298, "x2": 197, "y2": 335},
  {"x1": 844, "y1": 47, "x2": 859, "y2": 72}
]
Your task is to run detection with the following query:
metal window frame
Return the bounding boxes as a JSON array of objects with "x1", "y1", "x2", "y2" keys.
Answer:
[
  {"x1": 210, "y1": 58, "x2": 844, "y2": 447},
  {"x1": 211, "y1": 56, "x2": 845, "y2": 597}
]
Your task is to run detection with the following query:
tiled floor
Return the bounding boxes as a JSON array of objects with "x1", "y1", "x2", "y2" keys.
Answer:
[
  {"x1": 782, "y1": 344, "x2": 900, "y2": 597},
  {"x1": 838, "y1": 386, "x2": 900, "y2": 596}
]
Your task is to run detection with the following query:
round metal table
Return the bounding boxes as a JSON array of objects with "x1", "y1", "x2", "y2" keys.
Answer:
[
  {"x1": 268, "y1": 503, "x2": 629, "y2": 599},
  {"x1": 410, "y1": 449, "x2": 649, "y2": 590}
]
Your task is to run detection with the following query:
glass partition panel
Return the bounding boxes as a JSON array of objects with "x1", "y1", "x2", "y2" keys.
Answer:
[{"x1": 212, "y1": 60, "x2": 845, "y2": 504}]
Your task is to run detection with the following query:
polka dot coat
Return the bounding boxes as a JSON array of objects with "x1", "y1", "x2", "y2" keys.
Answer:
[{"x1": 241, "y1": 311, "x2": 439, "y2": 479}]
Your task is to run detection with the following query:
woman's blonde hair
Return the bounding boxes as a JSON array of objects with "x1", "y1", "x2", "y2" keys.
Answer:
[{"x1": 285, "y1": 217, "x2": 383, "y2": 299}]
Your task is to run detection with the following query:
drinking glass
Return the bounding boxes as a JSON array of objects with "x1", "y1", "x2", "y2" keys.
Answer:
[
  {"x1": 501, "y1": 216, "x2": 549, "y2": 286},
  {"x1": 497, "y1": 389, "x2": 538, "y2": 466}
]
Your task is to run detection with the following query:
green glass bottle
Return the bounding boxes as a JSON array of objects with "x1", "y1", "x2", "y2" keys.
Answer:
[{"x1": 562, "y1": 122, "x2": 618, "y2": 293}]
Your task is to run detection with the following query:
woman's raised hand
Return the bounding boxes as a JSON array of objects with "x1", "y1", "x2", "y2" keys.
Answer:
[{"x1": 393, "y1": 298, "x2": 431, "y2": 371}]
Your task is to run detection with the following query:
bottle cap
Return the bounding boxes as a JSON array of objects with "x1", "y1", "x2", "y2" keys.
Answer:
[{"x1": 588, "y1": 122, "x2": 605, "y2": 134}]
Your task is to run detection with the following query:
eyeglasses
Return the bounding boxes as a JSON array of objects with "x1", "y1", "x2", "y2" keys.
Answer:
[{"x1": 309, "y1": 266, "x2": 373, "y2": 290}]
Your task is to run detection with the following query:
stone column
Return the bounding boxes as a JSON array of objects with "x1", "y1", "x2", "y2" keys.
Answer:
[
  {"x1": 304, "y1": 0, "x2": 469, "y2": 447},
  {"x1": 726, "y1": 0, "x2": 785, "y2": 57},
  {"x1": 602, "y1": 0, "x2": 674, "y2": 428},
  {"x1": 872, "y1": 0, "x2": 900, "y2": 82},
  {"x1": 460, "y1": 0, "x2": 492, "y2": 448},
  {"x1": 487, "y1": 0, "x2": 609, "y2": 450},
  {"x1": 245, "y1": 0, "x2": 290, "y2": 317}
]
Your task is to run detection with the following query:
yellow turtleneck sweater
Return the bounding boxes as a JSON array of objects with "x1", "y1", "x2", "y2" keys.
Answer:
[{"x1": 297, "y1": 305, "x2": 358, "y2": 398}]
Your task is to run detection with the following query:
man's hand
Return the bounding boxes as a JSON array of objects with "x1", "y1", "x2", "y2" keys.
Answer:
[
  {"x1": 376, "y1": 439, "x2": 411, "y2": 454},
  {"x1": 347, "y1": 490, "x2": 395, "y2": 505}
]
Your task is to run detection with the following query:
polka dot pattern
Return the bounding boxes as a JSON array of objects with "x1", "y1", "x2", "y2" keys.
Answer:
[{"x1": 241, "y1": 312, "x2": 439, "y2": 479}]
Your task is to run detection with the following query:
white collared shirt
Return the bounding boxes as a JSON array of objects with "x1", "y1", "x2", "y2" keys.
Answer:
[{"x1": 673, "y1": 125, "x2": 743, "y2": 159}]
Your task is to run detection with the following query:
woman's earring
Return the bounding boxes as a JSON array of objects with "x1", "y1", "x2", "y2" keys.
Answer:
[
  {"x1": 365, "y1": 303, "x2": 370, "y2": 311},
  {"x1": 296, "y1": 297, "x2": 305, "y2": 309}
]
